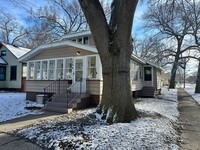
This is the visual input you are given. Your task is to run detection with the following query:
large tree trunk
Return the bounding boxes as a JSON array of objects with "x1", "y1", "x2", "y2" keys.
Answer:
[
  {"x1": 169, "y1": 39, "x2": 182, "y2": 89},
  {"x1": 78, "y1": 0, "x2": 138, "y2": 123},
  {"x1": 195, "y1": 59, "x2": 200, "y2": 93},
  {"x1": 97, "y1": 42, "x2": 138, "y2": 123},
  {"x1": 169, "y1": 62, "x2": 177, "y2": 89}
]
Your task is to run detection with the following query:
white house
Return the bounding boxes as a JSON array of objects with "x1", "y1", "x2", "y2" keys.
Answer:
[
  {"x1": 19, "y1": 31, "x2": 163, "y2": 112},
  {"x1": 0, "y1": 43, "x2": 31, "y2": 91}
]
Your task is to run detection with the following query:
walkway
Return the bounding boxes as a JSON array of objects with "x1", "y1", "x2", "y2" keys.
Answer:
[
  {"x1": 0, "y1": 111, "x2": 64, "y2": 150},
  {"x1": 178, "y1": 88, "x2": 200, "y2": 150}
]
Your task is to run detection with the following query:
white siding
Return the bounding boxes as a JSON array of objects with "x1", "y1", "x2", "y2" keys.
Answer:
[{"x1": 0, "y1": 46, "x2": 23, "y2": 89}]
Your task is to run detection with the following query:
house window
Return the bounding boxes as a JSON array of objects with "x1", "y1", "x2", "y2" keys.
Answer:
[
  {"x1": 130, "y1": 61, "x2": 139, "y2": 81},
  {"x1": 49, "y1": 60, "x2": 55, "y2": 80},
  {"x1": 57, "y1": 59, "x2": 63, "y2": 79},
  {"x1": 0, "y1": 66, "x2": 6, "y2": 81},
  {"x1": 78, "y1": 38, "x2": 82, "y2": 44},
  {"x1": 35, "y1": 61, "x2": 41, "y2": 80},
  {"x1": 83, "y1": 37, "x2": 89, "y2": 44},
  {"x1": 10, "y1": 66, "x2": 17, "y2": 81},
  {"x1": 139, "y1": 65, "x2": 143, "y2": 79},
  {"x1": 71, "y1": 39, "x2": 76, "y2": 42},
  {"x1": 87, "y1": 56, "x2": 96, "y2": 79},
  {"x1": 65, "y1": 58, "x2": 73, "y2": 79},
  {"x1": 42, "y1": 61, "x2": 48, "y2": 80},
  {"x1": 28, "y1": 62, "x2": 34, "y2": 80},
  {"x1": 1, "y1": 50, "x2": 6, "y2": 56},
  {"x1": 144, "y1": 67, "x2": 152, "y2": 81}
]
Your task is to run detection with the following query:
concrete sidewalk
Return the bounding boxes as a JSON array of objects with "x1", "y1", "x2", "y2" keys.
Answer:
[
  {"x1": 0, "y1": 111, "x2": 64, "y2": 150},
  {"x1": 0, "y1": 132, "x2": 43, "y2": 150},
  {"x1": 178, "y1": 88, "x2": 200, "y2": 150}
]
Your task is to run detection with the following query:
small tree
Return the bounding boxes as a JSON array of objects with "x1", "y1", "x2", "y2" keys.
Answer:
[{"x1": 78, "y1": 0, "x2": 138, "y2": 123}]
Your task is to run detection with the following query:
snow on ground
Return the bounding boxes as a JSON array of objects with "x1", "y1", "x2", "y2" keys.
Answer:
[
  {"x1": 14, "y1": 87, "x2": 180, "y2": 150},
  {"x1": 136, "y1": 87, "x2": 178, "y2": 121},
  {"x1": 0, "y1": 92, "x2": 43, "y2": 123},
  {"x1": 185, "y1": 84, "x2": 200, "y2": 105}
]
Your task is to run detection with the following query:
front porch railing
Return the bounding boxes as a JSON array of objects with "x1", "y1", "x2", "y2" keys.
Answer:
[
  {"x1": 44, "y1": 79, "x2": 71, "y2": 94},
  {"x1": 67, "y1": 78, "x2": 85, "y2": 108}
]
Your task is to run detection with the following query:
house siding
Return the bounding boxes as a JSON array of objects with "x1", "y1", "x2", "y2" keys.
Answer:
[
  {"x1": 30, "y1": 46, "x2": 96, "y2": 61},
  {"x1": 88, "y1": 36, "x2": 95, "y2": 46},
  {"x1": 26, "y1": 80, "x2": 70, "y2": 92},
  {"x1": 0, "y1": 46, "x2": 22, "y2": 89},
  {"x1": 157, "y1": 70, "x2": 161, "y2": 90},
  {"x1": 131, "y1": 79, "x2": 143, "y2": 91},
  {"x1": 86, "y1": 80, "x2": 103, "y2": 95},
  {"x1": 153, "y1": 67, "x2": 157, "y2": 89}
]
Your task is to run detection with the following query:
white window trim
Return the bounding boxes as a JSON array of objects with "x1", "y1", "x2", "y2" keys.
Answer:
[
  {"x1": 87, "y1": 55, "x2": 99, "y2": 80},
  {"x1": 26, "y1": 55, "x2": 101, "y2": 81}
]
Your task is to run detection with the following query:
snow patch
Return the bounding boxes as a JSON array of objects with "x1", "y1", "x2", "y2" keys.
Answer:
[
  {"x1": 0, "y1": 93, "x2": 43, "y2": 122},
  {"x1": 15, "y1": 87, "x2": 179, "y2": 149}
]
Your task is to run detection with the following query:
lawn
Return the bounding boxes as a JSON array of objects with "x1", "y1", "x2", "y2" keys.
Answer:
[{"x1": 11, "y1": 87, "x2": 180, "y2": 150}]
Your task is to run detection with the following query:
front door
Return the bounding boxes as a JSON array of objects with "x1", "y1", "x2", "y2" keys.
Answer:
[
  {"x1": 73, "y1": 58, "x2": 86, "y2": 93},
  {"x1": 144, "y1": 66, "x2": 153, "y2": 87}
]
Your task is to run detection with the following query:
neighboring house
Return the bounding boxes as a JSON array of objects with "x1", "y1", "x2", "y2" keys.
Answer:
[
  {"x1": 19, "y1": 31, "x2": 163, "y2": 112},
  {"x1": 0, "y1": 43, "x2": 31, "y2": 91}
]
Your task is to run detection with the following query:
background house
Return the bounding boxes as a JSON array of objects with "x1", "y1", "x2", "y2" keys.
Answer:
[{"x1": 0, "y1": 43, "x2": 31, "y2": 91}]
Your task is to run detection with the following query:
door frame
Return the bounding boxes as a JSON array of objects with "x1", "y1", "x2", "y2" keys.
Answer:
[{"x1": 73, "y1": 57, "x2": 86, "y2": 93}]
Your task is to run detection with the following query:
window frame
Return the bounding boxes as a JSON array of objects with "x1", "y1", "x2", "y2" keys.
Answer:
[
  {"x1": 1, "y1": 50, "x2": 6, "y2": 56},
  {"x1": 0, "y1": 66, "x2": 6, "y2": 81},
  {"x1": 10, "y1": 65, "x2": 17, "y2": 81},
  {"x1": 144, "y1": 67, "x2": 152, "y2": 81},
  {"x1": 87, "y1": 56, "x2": 97, "y2": 79}
]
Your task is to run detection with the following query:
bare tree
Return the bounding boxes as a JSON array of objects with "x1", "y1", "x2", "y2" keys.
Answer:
[
  {"x1": 0, "y1": 12, "x2": 29, "y2": 45},
  {"x1": 143, "y1": 0, "x2": 200, "y2": 89},
  {"x1": 28, "y1": 0, "x2": 87, "y2": 36},
  {"x1": 183, "y1": 0, "x2": 200, "y2": 93},
  {"x1": 133, "y1": 35, "x2": 170, "y2": 66},
  {"x1": 78, "y1": 0, "x2": 139, "y2": 123}
]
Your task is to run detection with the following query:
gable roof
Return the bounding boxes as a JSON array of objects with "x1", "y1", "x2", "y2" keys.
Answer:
[
  {"x1": 59, "y1": 30, "x2": 91, "y2": 41},
  {"x1": 0, "y1": 43, "x2": 31, "y2": 59},
  {"x1": 19, "y1": 40, "x2": 97, "y2": 62},
  {"x1": 131, "y1": 54, "x2": 146, "y2": 64},
  {"x1": 0, "y1": 57, "x2": 7, "y2": 65},
  {"x1": 145, "y1": 59, "x2": 163, "y2": 71}
]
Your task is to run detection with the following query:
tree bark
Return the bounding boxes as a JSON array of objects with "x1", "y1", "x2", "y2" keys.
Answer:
[
  {"x1": 78, "y1": 0, "x2": 138, "y2": 123},
  {"x1": 195, "y1": 59, "x2": 200, "y2": 93},
  {"x1": 169, "y1": 61, "x2": 178, "y2": 89},
  {"x1": 169, "y1": 38, "x2": 182, "y2": 89}
]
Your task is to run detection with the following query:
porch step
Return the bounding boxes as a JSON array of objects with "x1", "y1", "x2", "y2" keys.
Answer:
[
  {"x1": 44, "y1": 93, "x2": 91, "y2": 113},
  {"x1": 139, "y1": 86, "x2": 155, "y2": 98},
  {"x1": 46, "y1": 101, "x2": 77, "y2": 108}
]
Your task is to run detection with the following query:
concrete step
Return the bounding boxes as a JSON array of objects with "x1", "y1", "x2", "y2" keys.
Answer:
[
  {"x1": 46, "y1": 101, "x2": 77, "y2": 108},
  {"x1": 44, "y1": 106, "x2": 73, "y2": 113}
]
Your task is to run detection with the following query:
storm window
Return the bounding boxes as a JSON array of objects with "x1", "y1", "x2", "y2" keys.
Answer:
[{"x1": 87, "y1": 56, "x2": 96, "y2": 79}]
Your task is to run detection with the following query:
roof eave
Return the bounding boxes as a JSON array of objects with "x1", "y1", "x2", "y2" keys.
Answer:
[{"x1": 19, "y1": 40, "x2": 97, "y2": 63}]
